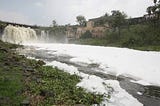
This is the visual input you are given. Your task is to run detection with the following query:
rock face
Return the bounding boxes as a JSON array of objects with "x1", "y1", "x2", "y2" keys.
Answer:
[{"x1": 0, "y1": 26, "x2": 3, "y2": 37}]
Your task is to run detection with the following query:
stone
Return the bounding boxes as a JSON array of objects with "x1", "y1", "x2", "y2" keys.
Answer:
[
  {"x1": 25, "y1": 67, "x2": 35, "y2": 72},
  {"x1": 23, "y1": 73, "x2": 31, "y2": 77},
  {"x1": 40, "y1": 90, "x2": 55, "y2": 97},
  {"x1": 37, "y1": 60, "x2": 45, "y2": 66},
  {"x1": 4, "y1": 62, "x2": 10, "y2": 66},
  {"x1": 36, "y1": 78, "x2": 42, "y2": 83},
  {"x1": 0, "y1": 48, "x2": 8, "y2": 53},
  {"x1": 20, "y1": 98, "x2": 30, "y2": 106},
  {"x1": 75, "y1": 104, "x2": 85, "y2": 106},
  {"x1": 0, "y1": 96, "x2": 11, "y2": 104}
]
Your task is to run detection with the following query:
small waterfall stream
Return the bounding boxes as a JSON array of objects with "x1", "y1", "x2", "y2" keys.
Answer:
[{"x1": 40, "y1": 30, "x2": 49, "y2": 43}]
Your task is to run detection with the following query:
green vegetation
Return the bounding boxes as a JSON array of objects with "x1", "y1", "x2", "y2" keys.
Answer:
[
  {"x1": 80, "y1": 30, "x2": 93, "y2": 39},
  {"x1": 71, "y1": 23, "x2": 160, "y2": 51},
  {"x1": 49, "y1": 26, "x2": 67, "y2": 42},
  {"x1": 0, "y1": 40, "x2": 105, "y2": 106},
  {"x1": 70, "y1": 38, "x2": 110, "y2": 46},
  {"x1": 106, "y1": 24, "x2": 160, "y2": 50},
  {"x1": 28, "y1": 66, "x2": 103, "y2": 105},
  {"x1": 0, "y1": 41, "x2": 24, "y2": 105},
  {"x1": 76, "y1": 15, "x2": 87, "y2": 27},
  {"x1": 0, "y1": 61, "x2": 24, "y2": 106},
  {"x1": 147, "y1": 0, "x2": 160, "y2": 15},
  {"x1": 52, "y1": 20, "x2": 57, "y2": 27},
  {"x1": 109, "y1": 10, "x2": 127, "y2": 36}
]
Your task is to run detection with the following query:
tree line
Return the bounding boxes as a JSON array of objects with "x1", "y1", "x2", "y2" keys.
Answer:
[{"x1": 147, "y1": 0, "x2": 160, "y2": 16}]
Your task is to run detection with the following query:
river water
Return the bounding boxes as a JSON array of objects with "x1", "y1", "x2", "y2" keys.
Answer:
[{"x1": 17, "y1": 43, "x2": 160, "y2": 106}]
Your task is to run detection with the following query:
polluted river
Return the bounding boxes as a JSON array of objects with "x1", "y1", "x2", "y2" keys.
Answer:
[{"x1": 2, "y1": 25, "x2": 160, "y2": 106}]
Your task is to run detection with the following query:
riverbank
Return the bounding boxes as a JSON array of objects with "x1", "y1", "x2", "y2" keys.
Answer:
[
  {"x1": 69, "y1": 38, "x2": 160, "y2": 51},
  {"x1": 69, "y1": 24, "x2": 160, "y2": 51},
  {"x1": 0, "y1": 40, "x2": 104, "y2": 106}
]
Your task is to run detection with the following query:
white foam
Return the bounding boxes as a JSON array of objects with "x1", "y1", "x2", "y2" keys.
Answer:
[
  {"x1": 24, "y1": 43, "x2": 160, "y2": 86},
  {"x1": 45, "y1": 61, "x2": 142, "y2": 106}
]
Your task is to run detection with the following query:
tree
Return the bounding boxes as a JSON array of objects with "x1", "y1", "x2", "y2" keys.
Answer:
[
  {"x1": 147, "y1": 6, "x2": 152, "y2": 15},
  {"x1": 76, "y1": 15, "x2": 86, "y2": 26},
  {"x1": 104, "y1": 12, "x2": 109, "y2": 17},
  {"x1": 151, "y1": 6, "x2": 157, "y2": 13},
  {"x1": 154, "y1": 0, "x2": 157, "y2": 5},
  {"x1": 147, "y1": 0, "x2": 160, "y2": 19},
  {"x1": 110, "y1": 10, "x2": 127, "y2": 36},
  {"x1": 52, "y1": 20, "x2": 57, "y2": 27},
  {"x1": 147, "y1": 6, "x2": 158, "y2": 14}
]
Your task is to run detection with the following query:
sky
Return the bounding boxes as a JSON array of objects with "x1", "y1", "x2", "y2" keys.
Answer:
[{"x1": 0, "y1": 0, "x2": 153, "y2": 26}]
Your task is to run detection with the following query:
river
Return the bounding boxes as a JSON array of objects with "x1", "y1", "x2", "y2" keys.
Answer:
[{"x1": 17, "y1": 43, "x2": 160, "y2": 106}]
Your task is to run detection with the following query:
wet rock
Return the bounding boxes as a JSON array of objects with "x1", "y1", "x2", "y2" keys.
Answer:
[
  {"x1": 23, "y1": 73, "x2": 31, "y2": 77},
  {"x1": 16, "y1": 89, "x2": 23, "y2": 95},
  {"x1": 19, "y1": 55, "x2": 25, "y2": 59},
  {"x1": 36, "y1": 78, "x2": 42, "y2": 83},
  {"x1": 20, "y1": 98, "x2": 30, "y2": 106},
  {"x1": 4, "y1": 62, "x2": 10, "y2": 66},
  {"x1": 0, "y1": 96, "x2": 11, "y2": 105},
  {"x1": 31, "y1": 76, "x2": 37, "y2": 80},
  {"x1": 25, "y1": 67, "x2": 35, "y2": 72},
  {"x1": 3, "y1": 66, "x2": 10, "y2": 71},
  {"x1": 0, "y1": 48, "x2": 8, "y2": 53},
  {"x1": 144, "y1": 86, "x2": 160, "y2": 98},
  {"x1": 88, "y1": 63, "x2": 100, "y2": 68},
  {"x1": 12, "y1": 55, "x2": 20, "y2": 61},
  {"x1": 37, "y1": 60, "x2": 45, "y2": 66},
  {"x1": 40, "y1": 90, "x2": 55, "y2": 97},
  {"x1": 31, "y1": 76, "x2": 42, "y2": 83},
  {"x1": 75, "y1": 104, "x2": 85, "y2": 106}
]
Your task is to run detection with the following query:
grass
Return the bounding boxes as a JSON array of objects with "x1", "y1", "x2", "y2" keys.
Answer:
[
  {"x1": 0, "y1": 69, "x2": 24, "y2": 106},
  {"x1": 27, "y1": 64, "x2": 104, "y2": 106},
  {"x1": 132, "y1": 46, "x2": 160, "y2": 51},
  {"x1": 70, "y1": 38, "x2": 160, "y2": 51},
  {"x1": 0, "y1": 47, "x2": 24, "y2": 105},
  {"x1": 70, "y1": 38, "x2": 109, "y2": 46}
]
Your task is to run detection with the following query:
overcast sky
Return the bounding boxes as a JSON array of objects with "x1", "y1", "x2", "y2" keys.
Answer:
[{"x1": 0, "y1": 0, "x2": 153, "y2": 26}]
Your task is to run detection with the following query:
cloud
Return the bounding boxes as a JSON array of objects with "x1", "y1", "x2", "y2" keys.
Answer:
[
  {"x1": 39, "y1": 0, "x2": 152, "y2": 25},
  {"x1": 35, "y1": 2, "x2": 44, "y2": 7},
  {"x1": 0, "y1": 10, "x2": 34, "y2": 25},
  {"x1": 0, "y1": 0, "x2": 153, "y2": 25}
]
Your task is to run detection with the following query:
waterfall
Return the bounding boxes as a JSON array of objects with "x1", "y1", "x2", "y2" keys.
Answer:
[
  {"x1": 2, "y1": 25, "x2": 37, "y2": 44},
  {"x1": 40, "y1": 30, "x2": 49, "y2": 42}
]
